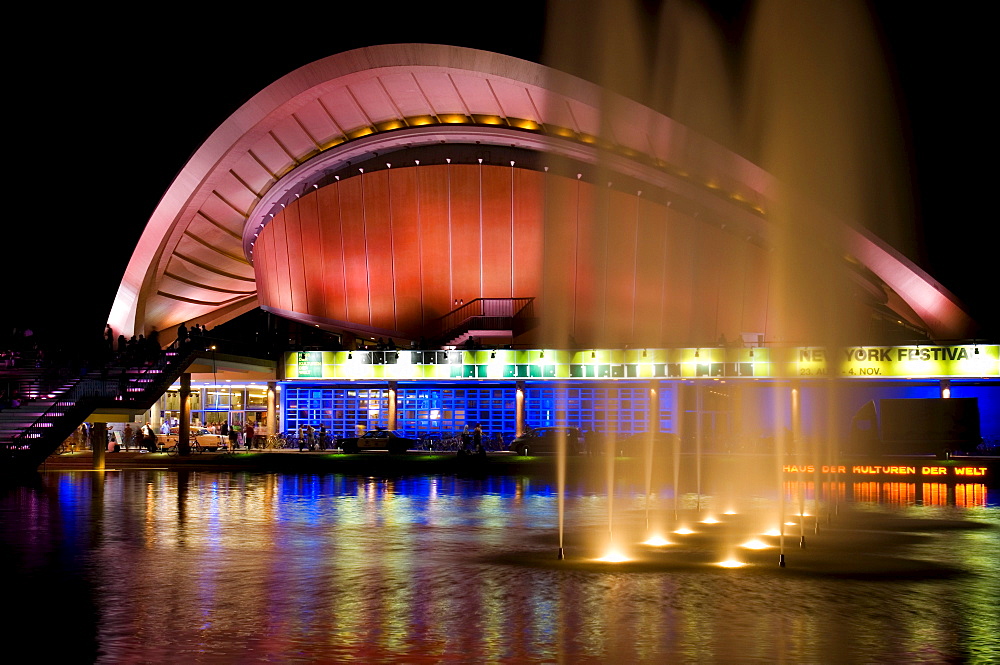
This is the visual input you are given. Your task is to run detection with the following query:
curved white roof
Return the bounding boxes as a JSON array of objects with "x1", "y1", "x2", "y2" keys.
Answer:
[{"x1": 109, "y1": 43, "x2": 974, "y2": 342}]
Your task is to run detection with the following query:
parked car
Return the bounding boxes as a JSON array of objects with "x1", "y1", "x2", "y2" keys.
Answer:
[
  {"x1": 156, "y1": 426, "x2": 229, "y2": 452},
  {"x1": 509, "y1": 426, "x2": 586, "y2": 456},
  {"x1": 339, "y1": 429, "x2": 417, "y2": 454}
]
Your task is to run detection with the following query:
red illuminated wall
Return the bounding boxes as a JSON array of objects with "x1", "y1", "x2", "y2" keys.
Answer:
[{"x1": 254, "y1": 164, "x2": 776, "y2": 345}]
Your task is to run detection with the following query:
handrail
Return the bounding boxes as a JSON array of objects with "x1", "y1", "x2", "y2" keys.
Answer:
[
  {"x1": 435, "y1": 298, "x2": 534, "y2": 339},
  {"x1": 6, "y1": 345, "x2": 201, "y2": 456},
  {"x1": 4, "y1": 333, "x2": 279, "y2": 463}
]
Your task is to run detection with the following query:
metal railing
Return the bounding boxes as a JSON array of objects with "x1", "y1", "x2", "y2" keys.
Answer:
[
  {"x1": 435, "y1": 298, "x2": 535, "y2": 341},
  {"x1": 4, "y1": 346, "x2": 203, "y2": 467}
]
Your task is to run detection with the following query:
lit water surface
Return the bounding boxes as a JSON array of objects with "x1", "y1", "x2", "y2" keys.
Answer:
[{"x1": 3, "y1": 471, "x2": 998, "y2": 663}]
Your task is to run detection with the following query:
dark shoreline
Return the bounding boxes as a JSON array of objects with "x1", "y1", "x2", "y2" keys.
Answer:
[{"x1": 30, "y1": 451, "x2": 1000, "y2": 487}]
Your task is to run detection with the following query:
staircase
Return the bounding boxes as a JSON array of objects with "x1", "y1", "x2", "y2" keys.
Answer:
[
  {"x1": 1, "y1": 345, "x2": 203, "y2": 472},
  {"x1": 435, "y1": 298, "x2": 536, "y2": 346}
]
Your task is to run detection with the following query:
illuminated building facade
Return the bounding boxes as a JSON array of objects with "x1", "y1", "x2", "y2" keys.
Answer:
[{"x1": 110, "y1": 45, "x2": 998, "y2": 447}]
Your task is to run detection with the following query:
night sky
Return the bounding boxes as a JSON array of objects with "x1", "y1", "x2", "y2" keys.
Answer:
[{"x1": 7, "y1": 2, "x2": 994, "y2": 347}]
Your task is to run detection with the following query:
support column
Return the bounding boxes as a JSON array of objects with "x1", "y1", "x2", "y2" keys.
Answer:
[
  {"x1": 388, "y1": 381, "x2": 398, "y2": 431},
  {"x1": 266, "y1": 382, "x2": 277, "y2": 436},
  {"x1": 515, "y1": 381, "x2": 526, "y2": 437},
  {"x1": 791, "y1": 382, "x2": 802, "y2": 452},
  {"x1": 648, "y1": 380, "x2": 661, "y2": 433},
  {"x1": 91, "y1": 421, "x2": 106, "y2": 470},
  {"x1": 150, "y1": 399, "x2": 161, "y2": 432},
  {"x1": 695, "y1": 383, "x2": 703, "y2": 502},
  {"x1": 179, "y1": 373, "x2": 191, "y2": 456},
  {"x1": 668, "y1": 381, "x2": 680, "y2": 439}
]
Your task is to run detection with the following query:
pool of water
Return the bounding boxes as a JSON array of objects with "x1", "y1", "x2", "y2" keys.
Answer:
[{"x1": 4, "y1": 471, "x2": 998, "y2": 663}]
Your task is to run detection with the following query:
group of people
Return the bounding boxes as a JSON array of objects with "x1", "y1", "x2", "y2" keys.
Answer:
[
  {"x1": 460, "y1": 424, "x2": 487, "y2": 455},
  {"x1": 297, "y1": 424, "x2": 330, "y2": 451},
  {"x1": 68, "y1": 421, "x2": 159, "y2": 452},
  {"x1": 104, "y1": 323, "x2": 162, "y2": 363},
  {"x1": 219, "y1": 420, "x2": 259, "y2": 448},
  {"x1": 70, "y1": 420, "x2": 264, "y2": 453},
  {"x1": 175, "y1": 322, "x2": 210, "y2": 347}
]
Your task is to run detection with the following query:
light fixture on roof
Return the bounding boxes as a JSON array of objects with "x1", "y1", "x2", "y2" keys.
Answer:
[
  {"x1": 415, "y1": 160, "x2": 420, "y2": 165},
  {"x1": 478, "y1": 158, "x2": 483, "y2": 164},
  {"x1": 510, "y1": 161, "x2": 515, "y2": 166},
  {"x1": 386, "y1": 163, "x2": 391, "y2": 168},
  {"x1": 359, "y1": 168, "x2": 364, "y2": 174},
  {"x1": 446, "y1": 158, "x2": 451, "y2": 163}
]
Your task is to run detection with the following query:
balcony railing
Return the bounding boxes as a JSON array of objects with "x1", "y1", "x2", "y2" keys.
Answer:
[{"x1": 434, "y1": 298, "x2": 535, "y2": 342}]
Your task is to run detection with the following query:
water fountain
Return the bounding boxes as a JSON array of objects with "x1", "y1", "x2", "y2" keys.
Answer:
[{"x1": 539, "y1": 0, "x2": 914, "y2": 569}]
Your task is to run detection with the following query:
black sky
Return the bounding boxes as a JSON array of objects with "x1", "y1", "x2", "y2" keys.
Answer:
[{"x1": 7, "y1": 1, "x2": 994, "y2": 345}]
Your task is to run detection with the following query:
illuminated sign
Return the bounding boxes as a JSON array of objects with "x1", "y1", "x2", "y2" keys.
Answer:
[
  {"x1": 791, "y1": 345, "x2": 998, "y2": 379},
  {"x1": 783, "y1": 464, "x2": 990, "y2": 479},
  {"x1": 296, "y1": 351, "x2": 323, "y2": 378},
  {"x1": 282, "y1": 345, "x2": 999, "y2": 381}
]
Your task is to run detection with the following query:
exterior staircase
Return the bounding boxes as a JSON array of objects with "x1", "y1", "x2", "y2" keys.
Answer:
[
  {"x1": 435, "y1": 298, "x2": 536, "y2": 347},
  {"x1": 1, "y1": 345, "x2": 203, "y2": 472}
]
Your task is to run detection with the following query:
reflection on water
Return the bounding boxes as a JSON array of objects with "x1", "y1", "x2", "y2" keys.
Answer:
[
  {"x1": 3, "y1": 472, "x2": 998, "y2": 663},
  {"x1": 850, "y1": 481, "x2": 990, "y2": 508}
]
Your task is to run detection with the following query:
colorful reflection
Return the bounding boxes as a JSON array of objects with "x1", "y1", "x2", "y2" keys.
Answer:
[
  {"x1": 852, "y1": 481, "x2": 989, "y2": 507},
  {"x1": 2, "y1": 471, "x2": 998, "y2": 663}
]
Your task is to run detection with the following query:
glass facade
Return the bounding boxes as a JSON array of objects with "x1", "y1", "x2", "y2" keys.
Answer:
[
  {"x1": 278, "y1": 381, "x2": 674, "y2": 439},
  {"x1": 283, "y1": 387, "x2": 388, "y2": 438},
  {"x1": 159, "y1": 385, "x2": 270, "y2": 431},
  {"x1": 524, "y1": 384, "x2": 667, "y2": 435},
  {"x1": 396, "y1": 385, "x2": 516, "y2": 436}
]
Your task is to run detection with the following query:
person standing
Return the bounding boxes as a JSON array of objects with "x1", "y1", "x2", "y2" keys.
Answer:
[
  {"x1": 474, "y1": 424, "x2": 484, "y2": 453},
  {"x1": 140, "y1": 422, "x2": 155, "y2": 452},
  {"x1": 123, "y1": 423, "x2": 134, "y2": 450},
  {"x1": 244, "y1": 421, "x2": 255, "y2": 449}
]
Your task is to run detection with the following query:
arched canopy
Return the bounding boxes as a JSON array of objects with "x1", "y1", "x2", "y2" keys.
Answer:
[{"x1": 110, "y1": 44, "x2": 974, "y2": 344}]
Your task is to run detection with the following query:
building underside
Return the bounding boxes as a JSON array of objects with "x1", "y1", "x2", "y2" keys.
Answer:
[{"x1": 110, "y1": 44, "x2": 976, "y2": 348}]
